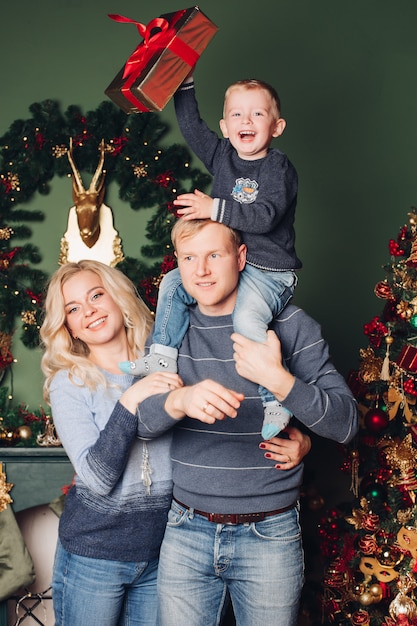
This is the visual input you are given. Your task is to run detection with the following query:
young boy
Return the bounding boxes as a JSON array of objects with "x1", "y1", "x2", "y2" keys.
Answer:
[{"x1": 120, "y1": 77, "x2": 302, "y2": 439}]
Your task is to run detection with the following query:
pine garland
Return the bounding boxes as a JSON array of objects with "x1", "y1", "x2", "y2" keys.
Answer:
[{"x1": 0, "y1": 99, "x2": 210, "y2": 444}]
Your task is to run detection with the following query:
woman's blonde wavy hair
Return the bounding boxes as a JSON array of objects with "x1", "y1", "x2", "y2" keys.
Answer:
[{"x1": 40, "y1": 260, "x2": 153, "y2": 403}]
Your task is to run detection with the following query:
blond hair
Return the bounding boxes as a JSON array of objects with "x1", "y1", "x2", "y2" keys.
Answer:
[
  {"x1": 171, "y1": 218, "x2": 242, "y2": 251},
  {"x1": 40, "y1": 260, "x2": 153, "y2": 402},
  {"x1": 223, "y1": 79, "x2": 281, "y2": 119}
]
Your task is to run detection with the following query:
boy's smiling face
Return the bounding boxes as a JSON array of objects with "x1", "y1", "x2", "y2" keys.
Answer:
[{"x1": 219, "y1": 86, "x2": 286, "y2": 161}]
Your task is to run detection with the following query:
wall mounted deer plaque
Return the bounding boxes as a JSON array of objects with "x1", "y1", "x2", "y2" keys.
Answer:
[{"x1": 59, "y1": 138, "x2": 124, "y2": 267}]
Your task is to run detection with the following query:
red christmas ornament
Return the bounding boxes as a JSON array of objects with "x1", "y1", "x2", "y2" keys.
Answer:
[
  {"x1": 365, "y1": 408, "x2": 389, "y2": 433},
  {"x1": 404, "y1": 378, "x2": 417, "y2": 396},
  {"x1": 388, "y1": 238, "x2": 405, "y2": 256},
  {"x1": 374, "y1": 280, "x2": 393, "y2": 300}
]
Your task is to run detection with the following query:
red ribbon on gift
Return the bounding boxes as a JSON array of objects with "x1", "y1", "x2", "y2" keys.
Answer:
[{"x1": 109, "y1": 12, "x2": 200, "y2": 112}]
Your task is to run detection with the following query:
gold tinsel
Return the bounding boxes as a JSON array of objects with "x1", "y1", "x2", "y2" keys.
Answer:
[
  {"x1": 21, "y1": 310, "x2": 37, "y2": 325},
  {"x1": 396, "y1": 300, "x2": 413, "y2": 320},
  {"x1": 381, "y1": 434, "x2": 417, "y2": 502},
  {"x1": 383, "y1": 434, "x2": 417, "y2": 472},
  {"x1": 0, "y1": 227, "x2": 13, "y2": 240},
  {"x1": 346, "y1": 497, "x2": 379, "y2": 530},
  {"x1": 52, "y1": 144, "x2": 68, "y2": 158},
  {"x1": 359, "y1": 347, "x2": 384, "y2": 383},
  {"x1": 0, "y1": 172, "x2": 20, "y2": 191},
  {"x1": 0, "y1": 462, "x2": 13, "y2": 512},
  {"x1": 132, "y1": 163, "x2": 148, "y2": 178}
]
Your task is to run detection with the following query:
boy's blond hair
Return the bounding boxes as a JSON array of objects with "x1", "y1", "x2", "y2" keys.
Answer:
[{"x1": 223, "y1": 79, "x2": 282, "y2": 119}]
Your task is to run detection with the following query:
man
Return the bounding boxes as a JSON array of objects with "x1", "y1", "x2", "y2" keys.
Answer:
[{"x1": 138, "y1": 219, "x2": 358, "y2": 626}]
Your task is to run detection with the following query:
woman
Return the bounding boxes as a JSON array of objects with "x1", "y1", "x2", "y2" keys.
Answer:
[
  {"x1": 40, "y1": 260, "x2": 182, "y2": 626},
  {"x1": 40, "y1": 259, "x2": 310, "y2": 626}
]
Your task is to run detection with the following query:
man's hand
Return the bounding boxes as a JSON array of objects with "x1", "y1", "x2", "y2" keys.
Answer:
[
  {"x1": 232, "y1": 331, "x2": 295, "y2": 402},
  {"x1": 165, "y1": 379, "x2": 244, "y2": 423},
  {"x1": 174, "y1": 189, "x2": 214, "y2": 220}
]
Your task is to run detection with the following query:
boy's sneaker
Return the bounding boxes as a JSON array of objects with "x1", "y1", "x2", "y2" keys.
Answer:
[
  {"x1": 261, "y1": 401, "x2": 292, "y2": 440},
  {"x1": 119, "y1": 344, "x2": 178, "y2": 376}
]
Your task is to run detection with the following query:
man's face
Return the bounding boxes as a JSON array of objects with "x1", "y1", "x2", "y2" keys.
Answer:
[{"x1": 175, "y1": 222, "x2": 246, "y2": 316}]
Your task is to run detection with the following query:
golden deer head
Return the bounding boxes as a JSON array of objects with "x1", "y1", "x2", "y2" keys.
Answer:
[{"x1": 67, "y1": 138, "x2": 106, "y2": 248}]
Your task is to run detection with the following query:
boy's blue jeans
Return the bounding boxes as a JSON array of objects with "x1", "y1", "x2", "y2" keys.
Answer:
[
  {"x1": 157, "y1": 499, "x2": 304, "y2": 626},
  {"x1": 52, "y1": 541, "x2": 159, "y2": 625},
  {"x1": 153, "y1": 265, "x2": 296, "y2": 404}
]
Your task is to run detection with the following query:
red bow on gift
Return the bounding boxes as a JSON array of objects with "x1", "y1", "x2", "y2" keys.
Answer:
[{"x1": 108, "y1": 13, "x2": 199, "y2": 79}]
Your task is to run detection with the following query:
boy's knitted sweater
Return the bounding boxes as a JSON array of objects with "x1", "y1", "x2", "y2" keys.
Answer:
[
  {"x1": 138, "y1": 305, "x2": 358, "y2": 514},
  {"x1": 49, "y1": 369, "x2": 173, "y2": 562},
  {"x1": 174, "y1": 81, "x2": 302, "y2": 272}
]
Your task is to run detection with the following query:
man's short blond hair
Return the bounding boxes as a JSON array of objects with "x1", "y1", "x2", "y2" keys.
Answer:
[{"x1": 171, "y1": 218, "x2": 242, "y2": 251}]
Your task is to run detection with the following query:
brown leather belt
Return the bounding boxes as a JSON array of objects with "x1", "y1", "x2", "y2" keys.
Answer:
[{"x1": 174, "y1": 499, "x2": 295, "y2": 525}]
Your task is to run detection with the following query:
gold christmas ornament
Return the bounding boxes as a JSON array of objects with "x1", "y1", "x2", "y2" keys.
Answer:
[
  {"x1": 369, "y1": 583, "x2": 383, "y2": 602},
  {"x1": 386, "y1": 385, "x2": 415, "y2": 423},
  {"x1": 406, "y1": 236, "x2": 417, "y2": 266},
  {"x1": 358, "y1": 590, "x2": 374, "y2": 606},
  {"x1": 359, "y1": 556, "x2": 399, "y2": 583},
  {"x1": 389, "y1": 590, "x2": 417, "y2": 620},
  {"x1": 346, "y1": 497, "x2": 379, "y2": 531},
  {"x1": 36, "y1": 417, "x2": 61, "y2": 447},
  {"x1": 16, "y1": 424, "x2": 32, "y2": 441}
]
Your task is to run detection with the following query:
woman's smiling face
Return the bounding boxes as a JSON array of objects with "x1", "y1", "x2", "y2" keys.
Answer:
[{"x1": 63, "y1": 269, "x2": 126, "y2": 349}]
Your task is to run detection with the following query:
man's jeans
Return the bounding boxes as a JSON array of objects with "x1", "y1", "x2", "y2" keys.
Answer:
[
  {"x1": 52, "y1": 541, "x2": 159, "y2": 625},
  {"x1": 157, "y1": 499, "x2": 304, "y2": 626}
]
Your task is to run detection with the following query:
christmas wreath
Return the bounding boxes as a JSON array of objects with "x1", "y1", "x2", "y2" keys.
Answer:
[{"x1": 0, "y1": 99, "x2": 210, "y2": 444}]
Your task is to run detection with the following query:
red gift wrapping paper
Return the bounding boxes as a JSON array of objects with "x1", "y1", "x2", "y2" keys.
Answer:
[
  {"x1": 396, "y1": 344, "x2": 417, "y2": 372},
  {"x1": 105, "y1": 7, "x2": 218, "y2": 114}
]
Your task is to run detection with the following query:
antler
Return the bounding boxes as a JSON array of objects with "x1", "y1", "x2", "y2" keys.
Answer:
[
  {"x1": 67, "y1": 137, "x2": 84, "y2": 195},
  {"x1": 67, "y1": 139, "x2": 107, "y2": 248},
  {"x1": 89, "y1": 139, "x2": 105, "y2": 192}
]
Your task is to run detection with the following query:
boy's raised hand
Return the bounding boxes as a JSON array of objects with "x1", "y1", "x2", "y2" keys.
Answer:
[{"x1": 174, "y1": 188, "x2": 213, "y2": 220}]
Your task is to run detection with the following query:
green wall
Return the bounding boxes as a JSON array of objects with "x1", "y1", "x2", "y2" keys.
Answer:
[{"x1": 2, "y1": 0, "x2": 417, "y2": 414}]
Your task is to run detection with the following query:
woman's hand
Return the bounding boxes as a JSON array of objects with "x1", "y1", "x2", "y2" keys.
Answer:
[
  {"x1": 259, "y1": 425, "x2": 311, "y2": 470},
  {"x1": 119, "y1": 372, "x2": 183, "y2": 414},
  {"x1": 165, "y1": 379, "x2": 244, "y2": 423}
]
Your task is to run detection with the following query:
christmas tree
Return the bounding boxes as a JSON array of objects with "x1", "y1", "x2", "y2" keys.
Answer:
[{"x1": 320, "y1": 210, "x2": 417, "y2": 625}]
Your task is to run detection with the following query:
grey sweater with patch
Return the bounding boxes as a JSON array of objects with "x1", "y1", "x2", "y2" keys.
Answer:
[{"x1": 174, "y1": 81, "x2": 302, "y2": 272}]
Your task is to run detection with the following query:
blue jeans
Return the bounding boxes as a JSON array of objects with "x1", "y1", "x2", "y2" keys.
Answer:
[
  {"x1": 153, "y1": 266, "x2": 296, "y2": 404},
  {"x1": 157, "y1": 500, "x2": 304, "y2": 626},
  {"x1": 52, "y1": 541, "x2": 159, "y2": 626}
]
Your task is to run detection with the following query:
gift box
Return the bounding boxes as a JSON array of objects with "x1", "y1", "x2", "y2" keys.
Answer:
[
  {"x1": 396, "y1": 344, "x2": 417, "y2": 372},
  {"x1": 105, "y1": 7, "x2": 218, "y2": 114}
]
